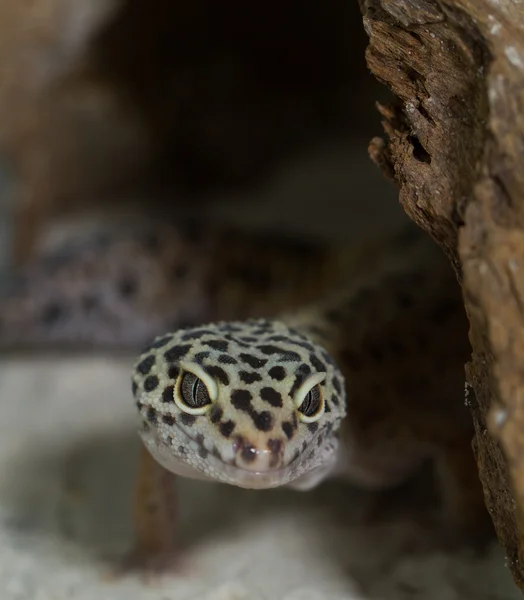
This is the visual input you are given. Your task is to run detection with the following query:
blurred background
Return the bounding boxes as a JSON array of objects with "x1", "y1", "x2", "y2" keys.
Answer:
[
  {"x1": 0, "y1": 0, "x2": 405, "y2": 267},
  {"x1": 0, "y1": 2, "x2": 513, "y2": 600}
]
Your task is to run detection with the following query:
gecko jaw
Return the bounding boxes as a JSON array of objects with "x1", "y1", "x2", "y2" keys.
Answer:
[{"x1": 139, "y1": 422, "x2": 338, "y2": 490}]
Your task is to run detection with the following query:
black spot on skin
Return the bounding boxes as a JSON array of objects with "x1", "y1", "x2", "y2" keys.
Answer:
[
  {"x1": 231, "y1": 389, "x2": 253, "y2": 411},
  {"x1": 260, "y1": 387, "x2": 283, "y2": 407},
  {"x1": 266, "y1": 335, "x2": 289, "y2": 343},
  {"x1": 257, "y1": 345, "x2": 301, "y2": 362},
  {"x1": 163, "y1": 415, "x2": 176, "y2": 426},
  {"x1": 181, "y1": 413, "x2": 196, "y2": 426},
  {"x1": 144, "y1": 375, "x2": 159, "y2": 392},
  {"x1": 220, "y1": 324, "x2": 243, "y2": 333},
  {"x1": 292, "y1": 449, "x2": 300, "y2": 462},
  {"x1": 198, "y1": 444, "x2": 208, "y2": 459},
  {"x1": 219, "y1": 420, "x2": 235, "y2": 438},
  {"x1": 239, "y1": 353, "x2": 267, "y2": 369},
  {"x1": 194, "y1": 351, "x2": 210, "y2": 364},
  {"x1": 168, "y1": 366, "x2": 179, "y2": 380},
  {"x1": 147, "y1": 407, "x2": 157, "y2": 423},
  {"x1": 117, "y1": 276, "x2": 138, "y2": 298},
  {"x1": 209, "y1": 405, "x2": 223, "y2": 423},
  {"x1": 131, "y1": 381, "x2": 138, "y2": 396},
  {"x1": 218, "y1": 354, "x2": 237, "y2": 365},
  {"x1": 289, "y1": 363, "x2": 312, "y2": 397},
  {"x1": 172, "y1": 263, "x2": 189, "y2": 281},
  {"x1": 203, "y1": 339, "x2": 229, "y2": 352},
  {"x1": 137, "y1": 355, "x2": 155, "y2": 375},
  {"x1": 292, "y1": 340, "x2": 315, "y2": 352},
  {"x1": 268, "y1": 366, "x2": 286, "y2": 381},
  {"x1": 145, "y1": 335, "x2": 173, "y2": 351},
  {"x1": 302, "y1": 441, "x2": 308, "y2": 452},
  {"x1": 240, "y1": 336, "x2": 257, "y2": 343},
  {"x1": 333, "y1": 378, "x2": 342, "y2": 395},
  {"x1": 307, "y1": 422, "x2": 319, "y2": 434},
  {"x1": 252, "y1": 411, "x2": 273, "y2": 432},
  {"x1": 164, "y1": 344, "x2": 191, "y2": 362},
  {"x1": 331, "y1": 393, "x2": 340, "y2": 406},
  {"x1": 206, "y1": 365, "x2": 229, "y2": 386},
  {"x1": 181, "y1": 329, "x2": 216, "y2": 340},
  {"x1": 310, "y1": 354, "x2": 326, "y2": 373},
  {"x1": 321, "y1": 351, "x2": 335, "y2": 366},
  {"x1": 178, "y1": 445, "x2": 186, "y2": 454},
  {"x1": 324, "y1": 400, "x2": 331, "y2": 413},
  {"x1": 267, "y1": 438, "x2": 283, "y2": 455},
  {"x1": 267, "y1": 439, "x2": 283, "y2": 467},
  {"x1": 162, "y1": 386, "x2": 174, "y2": 403},
  {"x1": 239, "y1": 371, "x2": 262, "y2": 384},
  {"x1": 282, "y1": 422, "x2": 294, "y2": 439},
  {"x1": 41, "y1": 303, "x2": 65, "y2": 326},
  {"x1": 292, "y1": 412, "x2": 298, "y2": 430}
]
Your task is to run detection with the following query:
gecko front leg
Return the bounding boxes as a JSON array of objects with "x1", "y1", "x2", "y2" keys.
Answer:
[{"x1": 117, "y1": 444, "x2": 183, "y2": 577}]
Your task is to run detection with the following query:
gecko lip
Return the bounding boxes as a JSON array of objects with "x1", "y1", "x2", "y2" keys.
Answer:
[{"x1": 138, "y1": 423, "x2": 322, "y2": 489}]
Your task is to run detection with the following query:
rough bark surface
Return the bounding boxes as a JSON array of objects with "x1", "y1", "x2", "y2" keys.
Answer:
[{"x1": 363, "y1": 0, "x2": 524, "y2": 591}]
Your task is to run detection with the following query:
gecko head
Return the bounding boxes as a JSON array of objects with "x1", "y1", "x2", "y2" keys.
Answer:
[{"x1": 131, "y1": 318, "x2": 347, "y2": 489}]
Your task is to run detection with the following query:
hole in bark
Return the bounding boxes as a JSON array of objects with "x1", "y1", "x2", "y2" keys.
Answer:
[{"x1": 409, "y1": 135, "x2": 432, "y2": 164}]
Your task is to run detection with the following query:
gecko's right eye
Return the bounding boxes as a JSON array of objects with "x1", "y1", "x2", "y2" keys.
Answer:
[
  {"x1": 294, "y1": 371, "x2": 326, "y2": 424},
  {"x1": 176, "y1": 371, "x2": 212, "y2": 414}
]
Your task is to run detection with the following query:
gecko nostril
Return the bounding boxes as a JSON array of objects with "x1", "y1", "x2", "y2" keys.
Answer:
[
  {"x1": 241, "y1": 443, "x2": 257, "y2": 463},
  {"x1": 233, "y1": 435, "x2": 257, "y2": 463},
  {"x1": 233, "y1": 435, "x2": 285, "y2": 471}
]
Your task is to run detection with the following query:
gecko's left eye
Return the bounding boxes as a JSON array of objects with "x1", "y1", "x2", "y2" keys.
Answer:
[
  {"x1": 176, "y1": 371, "x2": 212, "y2": 415},
  {"x1": 297, "y1": 385, "x2": 322, "y2": 419},
  {"x1": 294, "y1": 372, "x2": 326, "y2": 423}
]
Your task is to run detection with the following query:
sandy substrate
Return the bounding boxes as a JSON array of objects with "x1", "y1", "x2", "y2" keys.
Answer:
[
  {"x1": 0, "y1": 356, "x2": 518, "y2": 600},
  {"x1": 0, "y1": 135, "x2": 520, "y2": 599}
]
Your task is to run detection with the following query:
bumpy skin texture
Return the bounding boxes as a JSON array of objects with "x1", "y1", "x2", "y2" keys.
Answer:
[
  {"x1": 133, "y1": 319, "x2": 346, "y2": 491},
  {"x1": 0, "y1": 221, "x2": 491, "y2": 572}
]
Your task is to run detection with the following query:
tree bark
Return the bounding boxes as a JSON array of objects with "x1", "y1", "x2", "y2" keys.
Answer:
[{"x1": 362, "y1": 0, "x2": 524, "y2": 591}]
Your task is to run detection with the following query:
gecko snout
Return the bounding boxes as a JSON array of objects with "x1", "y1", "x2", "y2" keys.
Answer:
[{"x1": 232, "y1": 435, "x2": 285, "y2": 472}]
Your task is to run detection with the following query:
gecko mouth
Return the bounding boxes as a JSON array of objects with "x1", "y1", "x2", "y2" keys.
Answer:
[{"x1": 138, "y1": 422, "x2": 331, "y2": 490}]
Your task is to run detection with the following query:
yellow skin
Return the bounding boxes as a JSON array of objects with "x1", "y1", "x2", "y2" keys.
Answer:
[{"x1": 0, "y1": 220, "x2": 491, "y2": 572}]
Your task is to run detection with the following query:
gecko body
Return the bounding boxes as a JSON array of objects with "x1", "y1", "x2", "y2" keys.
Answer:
[{"x1": 0, "y1": 219, "x2": 492, "y2": 571}]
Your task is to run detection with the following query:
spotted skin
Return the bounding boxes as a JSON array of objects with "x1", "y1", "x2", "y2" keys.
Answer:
[
  {"x1": 0, "y1": 221, "x2": 336, "y2": 349},
  {"x1": 132, "y1": 319, "x2": 345, "y2": 490},
  {"x1": 0, "y1": 221, "x2": 492, "y2": 573}
]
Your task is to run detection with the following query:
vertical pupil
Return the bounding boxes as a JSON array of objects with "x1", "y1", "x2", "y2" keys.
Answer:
[
  {"x1": 304, "y1": 392, "x2": 312, "y2": 413},
  {"x1": 192, "y1": 378, "x2": 200, "y2": 403},
  {"x1": 299, "y1": 386, "x2": 321, "y2": 417}
]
